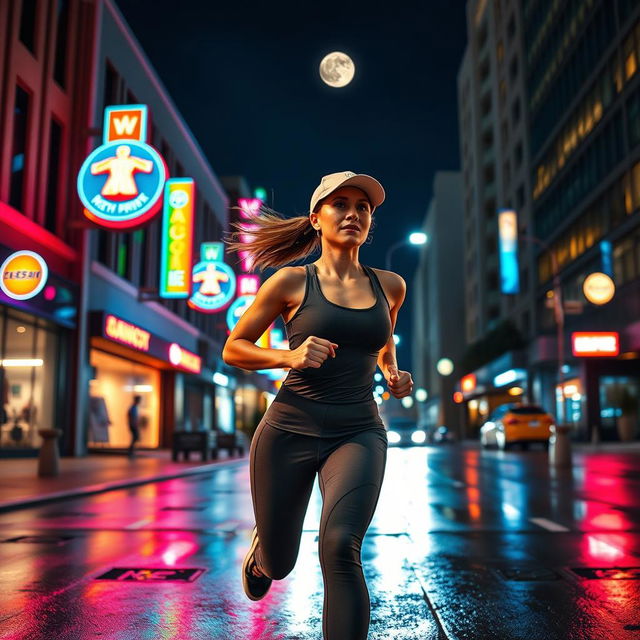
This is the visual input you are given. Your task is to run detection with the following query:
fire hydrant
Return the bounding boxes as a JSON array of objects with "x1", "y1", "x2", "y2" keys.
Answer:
[{"x1": 548, "y1": 424, "x2": 572, "y2": 468}]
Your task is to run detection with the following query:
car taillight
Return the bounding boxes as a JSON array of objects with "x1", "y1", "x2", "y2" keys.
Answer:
[{"x1": 504, "y1": 417, "x2": 518, "y2": 426}]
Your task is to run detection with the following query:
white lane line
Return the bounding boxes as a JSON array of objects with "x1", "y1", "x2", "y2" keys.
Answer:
[
  {"x1": 529, "y1": 517, "x2": 570, "y2": 532},
  {"x1": 126, "y1": 518, "x2": 153, "y2": 530}
]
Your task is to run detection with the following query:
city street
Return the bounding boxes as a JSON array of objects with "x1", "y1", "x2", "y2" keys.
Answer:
[{"x1": 1, "y1": 443, "x2": 639, "y2": 640}]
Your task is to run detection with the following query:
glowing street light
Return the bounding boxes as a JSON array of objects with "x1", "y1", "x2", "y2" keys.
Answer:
[
  {"x1": 392, "y1": 334, "x2": 400, "y2": 345},
  {"x1": 385, "y1": 232, "x2": 429, "y2": 270},
  {"x1": 415, "y1": 388, "x2": 428, "y2": 402},
  {"x1": 437, "y1": 358, "x2": 454, "y2": 376}
]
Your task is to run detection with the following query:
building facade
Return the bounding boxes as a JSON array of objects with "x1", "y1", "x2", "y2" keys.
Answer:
[
  {"x1": 525, "y1": 0, "x2": 640, "y2": 440},
  {"x1": 0, "y1": 0, "x2": 275, "y2": 457},
  {"x1": 412, "y1": 172, "x2": 466, "y2": 437},
  {"x1": 456, "y1": 0, "x2": 640, "y2": 441},
  {"x1": 456, "y1": 0, "x2": 536, "y2": 435}
]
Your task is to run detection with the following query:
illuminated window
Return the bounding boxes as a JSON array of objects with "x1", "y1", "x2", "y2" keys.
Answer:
[{"x1": 0, "y1": 312, "x2": 60, "y2": 451}]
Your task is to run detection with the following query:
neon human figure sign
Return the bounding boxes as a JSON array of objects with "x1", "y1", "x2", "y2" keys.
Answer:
[
  {"x1": 188, "y1": 242, "x2": 236, "y2": 313},
  {"x1": 77, "y1": 105, "x2": 167, "y2": 230}
]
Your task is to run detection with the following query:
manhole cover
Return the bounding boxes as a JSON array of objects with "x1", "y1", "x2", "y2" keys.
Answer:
[
  {"x1": 3, "y1": 535, "x2": 74, "y2": 545},
  {"x1": 96, "y1": 567, "x2": 205, "y2": 582},
  {"x1": 571, "y1": 567, "x2": 640, "y2": 580},
  {"x1": 497, "y1": 566, "x2": 560, "y2": 581}
]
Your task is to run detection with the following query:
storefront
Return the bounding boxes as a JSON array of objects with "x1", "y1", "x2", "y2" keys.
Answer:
[
  {"x1": 88, "y1": 311, "x2": 203, "y2": 451},
  {"x1": 0, "y1": 246, "x2": 78, "y2": 457},
  {"x1": 455, "y1": 352, "x2": 529, "y2": 438}
]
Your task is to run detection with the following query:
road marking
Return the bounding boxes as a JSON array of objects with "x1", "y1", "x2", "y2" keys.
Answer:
[
  {"x1": 529, "y1": 517, "x2": 570, "y2": 532},
  {"x1": 126, "y1": 518, "x2": 153, "y2": 530}
]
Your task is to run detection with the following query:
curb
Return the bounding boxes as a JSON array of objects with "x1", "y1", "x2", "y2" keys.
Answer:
[{"x1": 0, "y1": 455, "x2": 248, "y2": 514}]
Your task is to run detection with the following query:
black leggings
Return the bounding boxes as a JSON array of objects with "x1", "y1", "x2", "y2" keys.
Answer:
[{"x1": 249, "y1": 417, "x2": 388, "y2": 640}]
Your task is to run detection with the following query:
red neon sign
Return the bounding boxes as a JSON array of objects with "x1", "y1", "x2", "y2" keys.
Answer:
[
  {"x1": 168, "y1": 343, "x2": 202, "y2": 374},
  {"x1": 572, "y1": 332, "x2": 619, "y2": 357}
]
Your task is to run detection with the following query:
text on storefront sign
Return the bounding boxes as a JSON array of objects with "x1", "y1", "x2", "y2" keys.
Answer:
[{"x1": 105, "y1": 315, "x2": 151, "y2": 351}]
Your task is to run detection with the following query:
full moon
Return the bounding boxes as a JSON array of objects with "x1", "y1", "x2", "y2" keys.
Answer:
[{"x1": 319, "y1": 52, "x2": 355, "y2": 88}]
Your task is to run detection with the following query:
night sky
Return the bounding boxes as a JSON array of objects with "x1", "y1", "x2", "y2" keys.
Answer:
[{"x1": 114, "y1": 0, "x2": 468, "y2": 372}]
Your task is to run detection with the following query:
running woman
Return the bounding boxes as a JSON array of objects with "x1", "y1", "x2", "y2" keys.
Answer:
[{"x1": 222, "y1": 171, "x2": 413, "y2": 640}]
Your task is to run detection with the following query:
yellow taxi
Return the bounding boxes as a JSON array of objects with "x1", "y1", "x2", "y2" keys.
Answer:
[{"x1": 480, "y1": 403, "x2": 554, "y2": 450}]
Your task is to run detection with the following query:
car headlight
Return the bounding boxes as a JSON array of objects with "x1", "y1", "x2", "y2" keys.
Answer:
[
  {"x1": 387, "y1": 430, "x2": 401, "y2": 444},
  {"x1": 411, "y1": 430, "x2": 426, "y2": 444}
]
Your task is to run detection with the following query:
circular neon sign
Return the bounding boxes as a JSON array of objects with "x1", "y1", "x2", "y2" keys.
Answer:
[
  {"x1": 583, "y1": 272, "x2": 615, "y2": 305},
  {"x1": 0, "y1": 251, "x2": 49, "y2": 300},
  {"x1": 77, "y1": 140, "x2": 167, "y2": 229},
  {"x1": 188, "y1": 260, "x2": 236, "y2": 313}
]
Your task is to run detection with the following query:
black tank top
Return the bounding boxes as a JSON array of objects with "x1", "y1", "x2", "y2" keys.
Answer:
[{"x1": 281, "y1": 263, "x2": 392, "y2": 404}]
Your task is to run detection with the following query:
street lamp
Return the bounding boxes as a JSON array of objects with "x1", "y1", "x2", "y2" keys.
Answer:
[{"x1": 385, "y1": 232, "x2": 428, "y2": 271}]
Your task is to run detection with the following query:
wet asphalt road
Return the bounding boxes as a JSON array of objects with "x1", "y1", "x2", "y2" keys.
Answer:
[{"x1": 1, "y1": 443, "x2": 639, "y2": 640}]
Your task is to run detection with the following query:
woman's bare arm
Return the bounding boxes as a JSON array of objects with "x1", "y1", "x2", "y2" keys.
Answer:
[
  {"x1": 222, "y1": 267, "x2": 299, "y2": 370},
  {"x1": 374, "y1": 270, "x2": 407, "y2": 375}
]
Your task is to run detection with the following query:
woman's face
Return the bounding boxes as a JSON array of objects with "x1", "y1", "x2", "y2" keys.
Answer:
[{"x1": 311, "y1": 186, "x2": 373, "y2": 246}]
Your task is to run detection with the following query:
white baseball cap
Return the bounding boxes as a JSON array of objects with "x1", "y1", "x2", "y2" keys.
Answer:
[{"x1": 309, "y1": 171, "x2": 386, "y2": 213}]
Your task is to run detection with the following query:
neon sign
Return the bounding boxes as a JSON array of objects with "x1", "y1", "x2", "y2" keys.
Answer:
[
  {"x1": 105, "y1": 314, "x2": 151, "y2": 351},
  {"x1": 583, "y1": 272, "x2": 615, "y2": 305},
  {"x1": 103, "y1": 105, "x2": 148, "y2": 143},
  {"x1": 160, "y1": 179, "x2": 195, "y2": 298},
  {"x1": 77, "y1": 104, "x2": 167, "y2": 230},
  {"x1": 168, "y1": 343, "x2": 202, "y2": 374},
  {"x1": 237, "y1": 198, "x2": 263, "y2": 271},
  {"x1": 498, "y1": 209, "x2": 520, "y2": 294},
  {"x1": 188, "y1": 242, "x2": 236, "y2": 313},
  {"x1": 572, "y1": 332, "x2": 619, "y2": 357},
  {"x1": 78, "y1": 140, "x2": 167, "y2": 230},
  {"x1": 0, "y1": 251, "x2": 48, "y2": 301}
]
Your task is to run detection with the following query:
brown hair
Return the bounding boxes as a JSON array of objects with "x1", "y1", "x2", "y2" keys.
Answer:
[{"x1": 223, "y1": 201, "x2": 376, "y2": 272}]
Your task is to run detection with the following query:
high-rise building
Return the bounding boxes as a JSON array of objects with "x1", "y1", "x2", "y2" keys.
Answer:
[
  {"x1": 458, "y1": 0, "x2": 534, "y2": 347},
  {"x1": 412, "y1": 172, "x2": 465, "y2": 436},
  {"x1": 456, "y1": 0, "x2": 640, "y2": 442},
  {"x1": 524, "y1": 0, "x2": 640, "y2": 440},
  {"x1": 456, "y1": 0, "x2": 535, "y2": 434}
]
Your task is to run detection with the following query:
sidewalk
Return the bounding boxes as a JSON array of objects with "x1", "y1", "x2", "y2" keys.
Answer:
[{"x1": 0, "y1": 449, "x2": 247, "y2": 512}]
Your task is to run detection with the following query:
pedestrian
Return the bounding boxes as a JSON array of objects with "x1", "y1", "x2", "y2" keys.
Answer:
[
  {"x1": 223, "y1": 171, "x2": 413, "y2": 640},
  {"x1": 127, "y1": 395, "x2": 142, "y2": 458}
]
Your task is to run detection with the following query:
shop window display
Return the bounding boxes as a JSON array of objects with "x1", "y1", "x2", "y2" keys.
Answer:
[
  {"x1": 0, "y1": 312, "x2": 59, "y2": 450},
  {"x1": 88, "y1": 350, "x2": 160, "y2": 449}
]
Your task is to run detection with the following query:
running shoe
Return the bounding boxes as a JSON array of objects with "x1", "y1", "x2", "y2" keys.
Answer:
[{"x1": 242, "y1": 526, "x2": 272, "y2": 601}]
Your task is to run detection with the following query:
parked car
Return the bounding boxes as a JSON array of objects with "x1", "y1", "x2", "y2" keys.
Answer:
[
  {"x1": 480, "y1": 403, "x2": 554, "y2": 450},
  {"x1": 383, "y1": 417, "x2": 427, "y2": 447}
]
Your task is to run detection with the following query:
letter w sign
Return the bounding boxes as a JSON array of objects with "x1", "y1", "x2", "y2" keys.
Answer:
[{"x1": 104, "y1": 105, "x2": 148, "y2": 143}]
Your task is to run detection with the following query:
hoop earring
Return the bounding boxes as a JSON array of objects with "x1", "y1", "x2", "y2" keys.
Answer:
[{"x1": 365, "y1": 233, "x2": 373, "y2": 245}]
